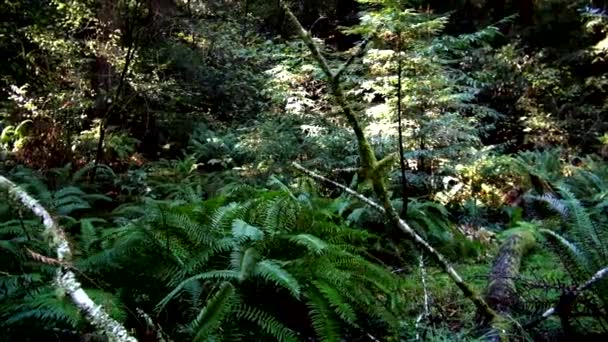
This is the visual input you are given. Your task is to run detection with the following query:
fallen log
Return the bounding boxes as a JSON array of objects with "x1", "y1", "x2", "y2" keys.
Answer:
[{"x1": 484, "y1": 231, "x2": 536, "y2": 341}]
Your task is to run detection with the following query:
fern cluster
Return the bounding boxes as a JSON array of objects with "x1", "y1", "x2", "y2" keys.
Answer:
[{"x1": 73, "y1": 181, "x2": 405, "y2": 341}]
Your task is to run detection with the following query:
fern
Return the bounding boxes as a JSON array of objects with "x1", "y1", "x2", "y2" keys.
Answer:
[
  {"x1": 305, "y1": 286, "x2": 342, "y2": 342},
  {"x1": 187, "y1": 282, "x2": 236, "y2": 342},
  {"x1": 312, "y1": 279, "x2": 357, "y2": 326},
  {"x1": 253, "y1": 260, "x2": 301, "y2": 298},
  {"x1": 233, "y1": 304, "x2": 299, "y2": 342},
  {"x1": 157, "y1": 271, "x2": 240, "y2": 313},
  {"x1": 287, "y1": 233, "x2": 328, "y2": 254},
  {"x1": 541, "y1": 229, "x2": 590, "y2": 282},
  {"x1": 78, "y1": 185, "x2": 404, "y2": 341},
  {"x1": 232, "y1": 219, "x2": 264, "y2": 242},
  {"x1": 234, "y1": 247, "x2": 259, "y2": 282}
]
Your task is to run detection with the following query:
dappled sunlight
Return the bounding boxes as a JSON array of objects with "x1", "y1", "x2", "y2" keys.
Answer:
[{"x1": 2, "y1": 0, "x2": 608, "y2": 341}]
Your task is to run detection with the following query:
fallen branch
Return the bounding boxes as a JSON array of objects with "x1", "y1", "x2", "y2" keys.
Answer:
[
  {"x1": 0, "y1": 175, "x2": 137, "y2": 342},
  {"x1": 291, "y1": 162, "x2": 498, "y2": 322},
  {"x1": 415, "y1": 253, "x2": 430, "y2": 341},
  {"x1": 525, "y1": 265, "x2": 608, "y2": 328}
]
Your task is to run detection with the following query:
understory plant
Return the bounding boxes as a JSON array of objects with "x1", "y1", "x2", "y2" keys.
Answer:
[{"x1": 78, "y1": 183, "x2": 406, "y2": 341}]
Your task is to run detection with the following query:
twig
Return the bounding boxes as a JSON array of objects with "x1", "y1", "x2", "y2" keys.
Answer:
[
  {"x1": 334, "y1": 38, "x2": 370, "y2": 82},
  {"x1": 292, "y1": 162, "x2": 383, "y2": 212},
  {"x1": 525, "y1": 265, "x2": 608, "y2": 328},
  {"x1": 0, "y1": 175, "x2": 137, "y2": 342},
  {"x1": 331, "y1": 167, "x2": 360, "y2": 174},
  {"x1": 415, "y1": 253, "x2": 430, "y2": 341},
  {"x1": 137, "y1": 308, "x2": 169, "y2": 342},
  {"x1": 366, "y1": 332, "x2": 381, "y2": 342}
]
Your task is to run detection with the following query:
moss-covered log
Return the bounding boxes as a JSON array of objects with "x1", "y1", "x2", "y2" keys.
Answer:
[{"x1": 484, "y1": 231, "x2": 536, "y2": 341}]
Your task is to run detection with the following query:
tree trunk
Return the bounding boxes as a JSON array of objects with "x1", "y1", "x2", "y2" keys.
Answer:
[{"x1": 517, "y1": 0, "x2": 534, "y2": 25}]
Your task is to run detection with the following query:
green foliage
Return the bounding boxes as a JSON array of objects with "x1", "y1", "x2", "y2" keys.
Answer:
[
  {"x1": 510, "y1": 150, "x2": 608, "y2": 330},
  {"x1": 2, "y1": 0, "x2": 608, "y2": 340},
  {"x1": 73, "y1": 182, "x2": 405, "y2": 341},
  {"x1": 0, "y1": 172, "x2": 124, "y2": 340}
]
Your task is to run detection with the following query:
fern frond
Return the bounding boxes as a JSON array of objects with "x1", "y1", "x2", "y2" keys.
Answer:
[
  {"x1": 541, "y1": 229, "x2": 591, "y2": 282},
  {"x1": 1, "y1": 290, "x2": 81, "y2": 328},
  {"x1": 72, "y1": 163, "x2": 115, "y2": 183},
  {"x1": 312, "y1": 280, "x2": 357, "y2": 326},
  {"x1": 210, "y1": 202, "x2": 249, "y2": 231},
  {"x1": 287, "y1": 233, "x2": 328, "y2": 254},
  {"x1": 165, "y1": 212, "x2": 216, "y2": 246},
  {"x1": 233, "y1": 247, "x2": 259, "y2": 282},
  {"x1": 305, "y1": 286, "x2": 342, "y2": 342},
  {"x1": 79, "y1": 218, "x2": 106, "y2": 255},
  {"x1": 232, "y1": 219, "x2": 264, "y2": 242},
  {"x1": 233, "y1": 304, "x2": 298, "y2": 342},
  {"x1": 156, "y1": 271, "x2": 239, "y2": 312},
  {"x1": 188, "y1": 282, "x2": 237, "y2": 342},
  {"x1": 254, "y1": 259, "x2": 301, "y2": 298},
  {"x1": 262, "y1": 195, "x2": 299, "y2": 232},
  {"x1": 557, "y1": 186, "x2": 607, "y2": 260},
  {"x1": 530, "y1": 193, "x2": 569, "y2": 219}
]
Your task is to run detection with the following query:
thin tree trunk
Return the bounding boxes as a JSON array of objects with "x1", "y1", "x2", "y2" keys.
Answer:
[
  {"x1": 395, "y1": 35, "x2": 409, "y2": 217},
  {"x1": 517, "y1": 0, "x2": 534, "y2": 25},
  {"x1": 241, "y1": 0, "x2": 250, "y2": 43},
  {"x1": 280, "y1": 0, "x2": 498, "y2": 323},
  {"x1": 91, "y1": 13, "x2": 138, "y2": 181}
]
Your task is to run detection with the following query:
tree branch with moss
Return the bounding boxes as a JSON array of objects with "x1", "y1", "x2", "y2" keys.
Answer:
[
  {"x1": 280, "y1": 0, "x2": 498, "y2": 324},
  {"x1": 0, "y1": 175, "x2": 137, "y2": 342}
]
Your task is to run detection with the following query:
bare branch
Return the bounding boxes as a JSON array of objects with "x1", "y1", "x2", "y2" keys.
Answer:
[
  {"x1": 526, "y1": 265, "x2": 608, "y2": 328},
  {"x1": 334, "y1": 38, "x2": 370, "y2": 82},
  {"x1": 415, "y1": 253, "x2": 430, "y2": 341},
  {"x1": 292, "y1": 162, "x2": 382, "y2": 211}
]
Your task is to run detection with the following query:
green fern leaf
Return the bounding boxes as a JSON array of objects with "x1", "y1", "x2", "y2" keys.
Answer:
[
  {"x1": 232, "y1": 219, "x2": 264, "y2": 241},
  {"x1": 234, "y1": 247, "x2": 259, "y2": 282},
  {"x1": 156, "y1": 271, "x2": 239, "y2": 312},
  {"x1": 305, "y1": 286, "x2": 341, "y2": 342},
  {"x1": 189, "y1": 282, "x2": 236, "y2": 342},
  {"x1": 234, "y1": 304, "x2": 298, "y2": 342},
  {"x1": 254, "y1": 259, "x2": 301, "y2": 298},
  {"x1": 313, "y1": 280, "x2": 357, "y2": 325},
  {"x1": 541, "y1": 229, "x2": 590, "y2": 282},
  {"x1": 288, "y1": 233, "x2": 328, "y2": 254}
]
